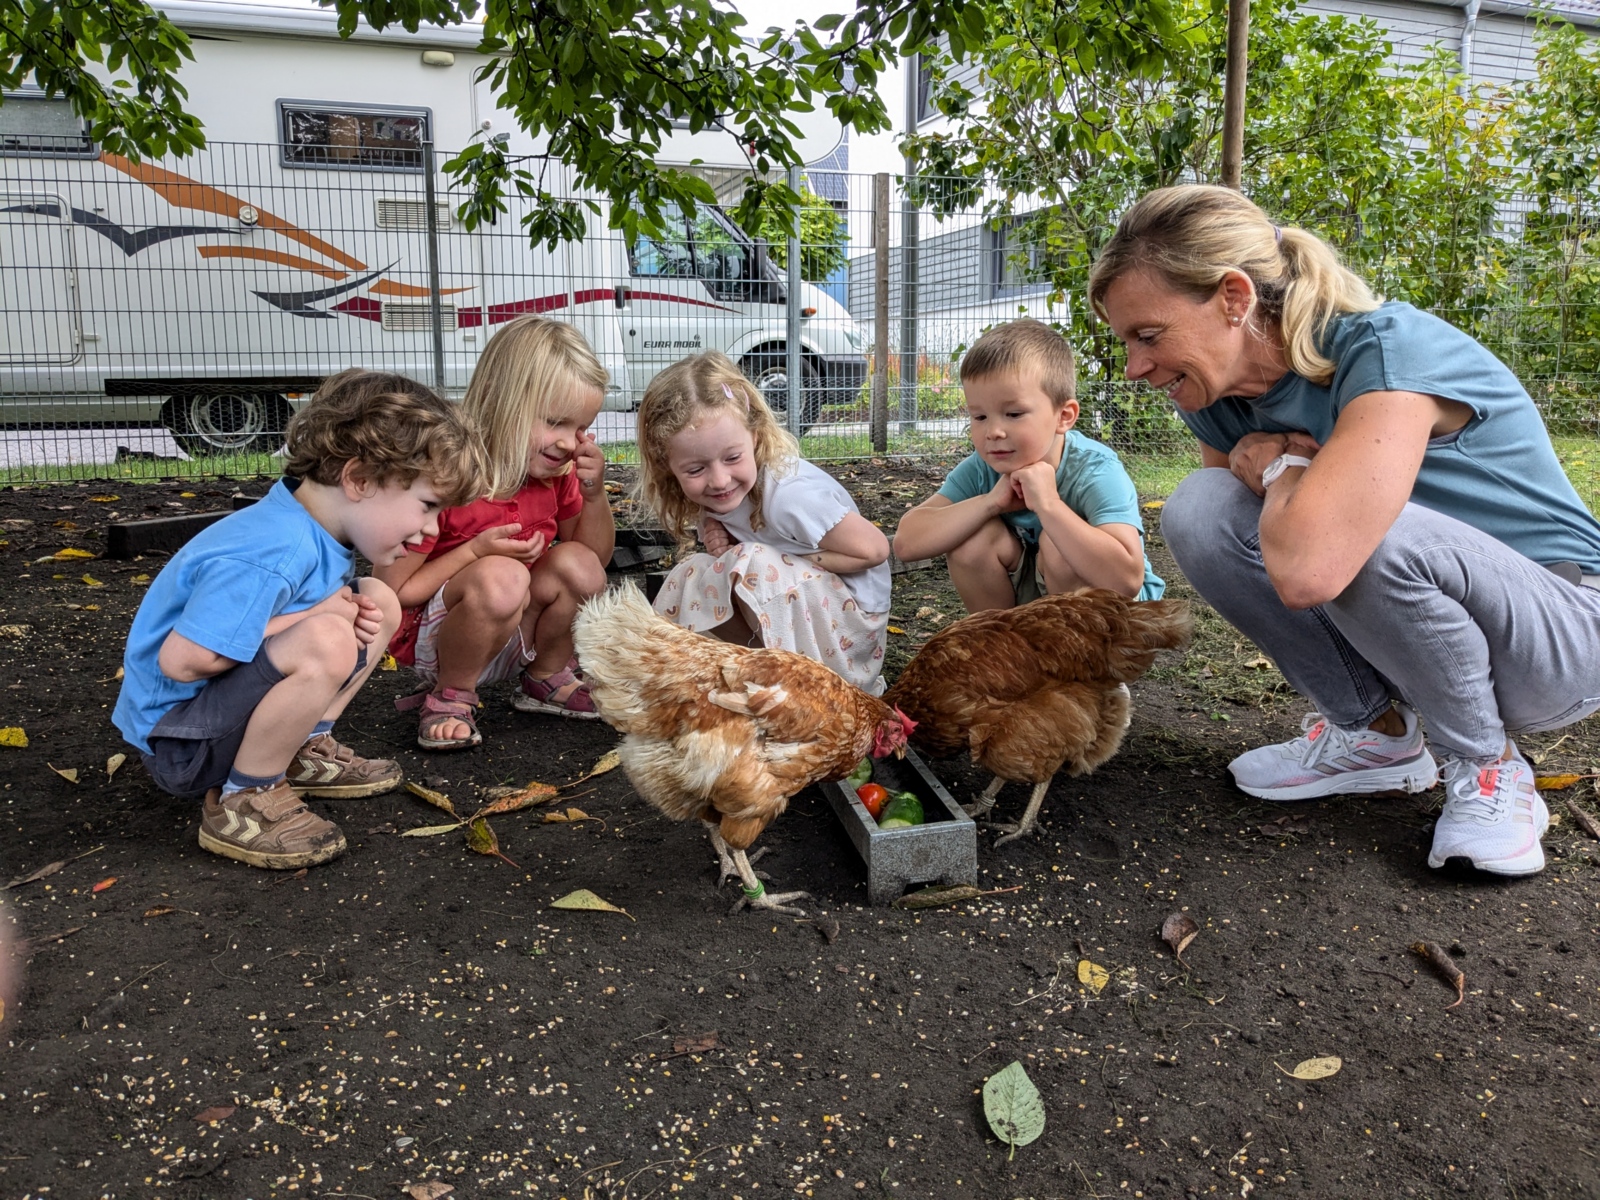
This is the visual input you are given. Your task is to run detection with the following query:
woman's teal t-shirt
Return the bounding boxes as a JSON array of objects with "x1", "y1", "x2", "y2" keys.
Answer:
[{"x1": 1178, "y1": 301, "x2": 1600, "y2": 574}]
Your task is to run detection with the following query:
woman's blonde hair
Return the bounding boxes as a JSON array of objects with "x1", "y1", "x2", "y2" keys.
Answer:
[
  {"x1": 635, "y1": 352, "x2": 800, "y2": 550},
  {"x1": 1087, "y1": 185, "x2": 1379, "y2": 386},
  {"x1": 461, "y1": 315, "x2": 610, "y2": 499}
]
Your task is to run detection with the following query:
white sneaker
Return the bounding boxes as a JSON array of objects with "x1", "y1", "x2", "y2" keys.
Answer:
[
  {"x1": 1229, "y1": 705, "x2": 1439, "y2": 801},
  {"x1": 1428, "y1": 745, "x2": 1548, "y2": 876}
]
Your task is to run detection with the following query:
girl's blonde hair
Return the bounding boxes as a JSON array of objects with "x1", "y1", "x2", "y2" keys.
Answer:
[
  {"x1": 635, "y1": 352, "x2": 800, "y2": 550},
  {"x1": 461, "y1": 315, "x2": 610, "y2": 499},
  {"x1": 1087, "y1": 185, "x2": 1379, "y2": 386}
]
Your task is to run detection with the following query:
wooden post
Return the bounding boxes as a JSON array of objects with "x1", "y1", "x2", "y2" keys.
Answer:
[
  {"x1": 871, "y1": 172, "x2": 890, "y2": 453},
  {"x1": 1221, "y1": 0, "x2": 1249, "y2": 190}
]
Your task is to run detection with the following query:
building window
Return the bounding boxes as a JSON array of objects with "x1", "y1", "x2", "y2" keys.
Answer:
[
  {"x1": 988, "y1": 217, "x2": 1049, "y2": 298},
  {"x1": 278, "y1": 101, "x2": 431, "y2": 171},
  {"x1": 0, "y1": 93, "x2": 94, "y2": 157},
  {"x1": 915, "y1": 56, "x2": 935, "y2": 123}
]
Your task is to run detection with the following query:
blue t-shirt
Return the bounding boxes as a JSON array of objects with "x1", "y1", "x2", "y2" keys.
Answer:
[
  {"x1": 1180, "y1": 301, "x2": 1600, "y2": 573},
  {"x1": 113, "y1": 478, "x2": 355, "y2": 753},
  {"x1": 936, "y1": 430, "x2": 1165, "y2": 600}
]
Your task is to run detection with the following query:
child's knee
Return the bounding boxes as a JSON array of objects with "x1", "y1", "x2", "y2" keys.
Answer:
[
  {"x1": 282, "y1": 613, "x2": 361, "y2": 679},
  {"x1": 461, "y1": 556, "x2": 534, "y2": 620},
  {"x1": 550, "y1": 543, "x2": 608, "y2": 599},
  {"x1": 355, "y1": 576, "x2": 402, "y2": 633}
]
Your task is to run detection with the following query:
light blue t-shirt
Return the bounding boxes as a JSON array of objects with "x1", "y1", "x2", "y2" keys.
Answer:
[
  {"x1": 936, "y1": 430, "x2": 1166, "y2": 600},
  {"x1": 113, "y1": 478, "x2": 355, "y2": 753},
  {"x1": 1180, "y1": 301, "x2": 1600, "y2": 573}
]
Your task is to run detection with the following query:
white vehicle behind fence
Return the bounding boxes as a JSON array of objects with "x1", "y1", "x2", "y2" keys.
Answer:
[{"x1": 0, "y1": 1, "x2": 866, "y2": 456}]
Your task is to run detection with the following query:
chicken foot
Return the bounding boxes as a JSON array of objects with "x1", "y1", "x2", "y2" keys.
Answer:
[
  {"x1": 985, "y1": 780, "x2": 1051, "y2": 848},
  {"x1": 963, "y1": 776, "x2": 1005, "y2": 819},
  {"x1": 728, "y1": 846, "x2": 811, "y2": 917},
  {"x1": 705, "y1": 823, "x2": 769, "y2": 887}
]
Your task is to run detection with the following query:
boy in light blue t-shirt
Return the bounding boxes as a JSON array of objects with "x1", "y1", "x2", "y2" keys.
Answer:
[
  {"x1": 113, "y1": 372, "x2": 486, "y2": 872},
  {"x1": 894, "y1": 319, "x2": 1163, "y2": 610}
]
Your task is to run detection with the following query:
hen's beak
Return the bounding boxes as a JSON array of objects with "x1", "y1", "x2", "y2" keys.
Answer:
[{"x1": 894, "y1": 745, "x2": 907, "y2": 760}]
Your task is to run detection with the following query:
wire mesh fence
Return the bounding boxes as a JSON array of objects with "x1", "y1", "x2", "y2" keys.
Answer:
[{"x1": 1, "y1": 141, "x2": 1596, "y2": 507}]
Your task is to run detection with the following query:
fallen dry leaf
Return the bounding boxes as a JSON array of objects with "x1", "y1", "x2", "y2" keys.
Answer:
[
  {"x1": 143, "y1": 905, "x2": 177, "y2": 918},
  {"x1": 52, "y1": 519, "x2": 77, "y2": 530},
  {"x1": 892, "y1": 884, "x2": 983, "y2": 910},
  {"x1": 1160, "y1": 911, "x2": 1200, "y2": 965},
  {"x1": 405, "y1": 781, "x2": 460, "y2": 819},
  {"x1": 1567, "y1": 797, "x2": 1600, "y2": 840},
  {"x1": 1141, "y1": 499, "x2": 1166, "y2": 510},
  {"x1": 1077, "y1": 959, "x2": 1110, "y2": 994},
  {"x1": 670, "y1": 1031, "x2": 721, "y2": 1056},
  {"x1": 380, "y1": 653, "x2": 397, "y2": 672},
  {"x1": 1243, "y1": 655, "x2": 1273, "y2": 669},
  {"x1": 1259, "y1": 813, "x2": 1312, "y2": 838},
  {"x1": 193, "y1": 1104, "x2": 236, "y2": 1123},
  {"x1": 0, "y1": 727, "x2": 29, "y2": 749},
  {"x1": 1277, "y1": 1056, "x2": 1342, "y2": 1080},
  {"x1": 886, "y1": 624, "x2": 907, "y2": 635},
  {"x1": 550, "y1": 888, "x2": 634, "y2": 920},
  {"x1": 82, "y1": 604, "x2": 100, "y2": 612},
  {"x1": 1412, "y1": 941, "x2": 1466, "y2": 1008},
  {"x1": 179, "y1": 492, "x2": 196, "y2": 498},
  {"x1": 89, "y1": 495, "x2": 120, "y2": 503},
  {"x1": 1534, "y1": 773, "x2": 1586, "y2": 791},
  {"x1": 106, "y1": 752, "x2": 126, "y2": 781},
  {"x1": 399, "y1": 822, "x2": 464, "y2": 838},
  {"x1": 0, "y1": 624, "x2": 29, "y2": 639},
  {"x1": 91, "y1": 877, "x2": 116, "y2": 894},
  {"x1": 543, "y1": 807, "x2": 595, "y2": 824},
  {"x1": 474, "y1": 780, "x2": 558, "y2": 816},
  {"x1": 49, "y1": 764, "x2": 79, "y2": 784},
  {"x1": 401, "y1": 1182, "x2": 454, "y2": 1200},
  {"x1": 131, "y1": 574, "x2": 151, "y2": 585},
  {"x1": 53, "y1": 548, "x2": 95, "y2": 560},
  {"x1": 565, "y1": 748, "x2": 622, "y2": 787},
  {"x1": 82, "y1": 575, "x2": 104, "y2": 588},
  {"x1": 3, "y1": 860, "x2": 64, "y2": 890},
  {"x1": 465, "y1": 817, "x2": 518, "y2": 867}
]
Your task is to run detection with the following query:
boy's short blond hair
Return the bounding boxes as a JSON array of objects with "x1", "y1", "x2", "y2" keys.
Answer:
[
  {"x1": 958, "y1": 319, "x2": 1077, "y2": 408},
  {"x1": 283, "y1": 369, "x2": 489, "y2": 508}
]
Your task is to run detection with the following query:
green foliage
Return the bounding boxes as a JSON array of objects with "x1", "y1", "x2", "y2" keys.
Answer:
[
  {"x1": 751, "y1": 187, "x2": 849, "y2": 281},
  {"x1": 983, "y1": 1060, "x2": 1045, "y2": 1159}
]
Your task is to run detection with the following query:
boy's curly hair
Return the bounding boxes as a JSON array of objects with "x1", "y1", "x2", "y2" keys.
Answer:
[
  {"x1": 283, "y1": 369, "x2": 489, "y2": 507},
  {"x1": 634, "y1": 352, "x2": 799, "y2": 552}
]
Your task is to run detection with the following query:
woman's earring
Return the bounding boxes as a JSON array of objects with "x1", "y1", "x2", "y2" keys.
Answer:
[{"x1": 1230, "y1": 315, "x2": 1243, "y2": 326}]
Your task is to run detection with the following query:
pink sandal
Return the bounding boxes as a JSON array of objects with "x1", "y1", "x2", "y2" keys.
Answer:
[
  {"x1": 512, "y1": 663, "x2": 599, "y2": 719},
  {"x1": 396, "y1": 686, "x2": 484, "y2": 750}
]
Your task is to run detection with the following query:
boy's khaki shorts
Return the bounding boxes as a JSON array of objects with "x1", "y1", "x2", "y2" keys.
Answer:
[{"x1": 1007, "y1": 538, "x2": 1048, "y2": 606}]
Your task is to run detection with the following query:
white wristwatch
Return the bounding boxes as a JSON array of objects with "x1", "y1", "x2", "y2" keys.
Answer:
[{"x1": 1261, "y1": 454, "x2": 1314, "y2": 488}]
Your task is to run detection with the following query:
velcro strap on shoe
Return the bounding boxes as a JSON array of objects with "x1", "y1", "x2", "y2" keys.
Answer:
[{"x1": 248, "y1": 788, "x2": 309, "y2": 822}]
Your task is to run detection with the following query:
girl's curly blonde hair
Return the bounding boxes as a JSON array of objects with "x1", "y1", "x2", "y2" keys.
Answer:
[{"x1": 635, "y1": 352, "x2": 800, "y2": 551}]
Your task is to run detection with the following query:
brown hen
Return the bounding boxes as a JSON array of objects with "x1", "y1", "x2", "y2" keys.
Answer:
[
  {"x1": 884, "y1": 589, "x2": 1192, "y2": 845},
  {"x1": 572, "y1": 584, "x2": 915, "y2": 915}
]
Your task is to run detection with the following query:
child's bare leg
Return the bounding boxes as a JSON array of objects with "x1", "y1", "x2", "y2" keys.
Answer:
[
  {"x1": 522, "y1": 543, "x2": 607, "y2": 698},
  {"x1": 232, "y1": 613, "x2": 363, "y2": 778},
  {"x1": 1036, "y1": 536, "x2": 1091, "y2": 598},
  {"x1": 317, "y1": 577, "x2": 402, "y2": 723},
  {"x1": 946, "y1": 518, "x2": 1024, "y2": 613},
  {"x1": 428, "y1": 556, "x2": 531, "y2": 740}
]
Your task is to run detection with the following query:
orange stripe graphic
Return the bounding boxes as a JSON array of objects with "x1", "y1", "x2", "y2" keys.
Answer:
[
  {"x1": 196, "y1": 246, "x2": 350, "y2": 279},
  {"x1": 368, "y1": 279, "x2": 473, "y2": 297},
  {"x1": 100, "y1": 153, "x2": 368, "y2": 271}
]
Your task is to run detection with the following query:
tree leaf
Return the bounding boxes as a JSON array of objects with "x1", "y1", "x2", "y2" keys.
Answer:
[
  {"x1": 405, "y1": 781, "x2": 459, "y2": 818},
  {"x1": 3, "y1": 860, "x2": 64, "y2": 890},
  {"x1": 402, "y1": 1182, "x2": 454, "y2": 1200},
  {"x1": 566, "y1": 749, "x2": 621, "y2": 787},
  {"x1": 1077, "y1": 959, "x2": 1110, "y2": 994},
  {"x1": 1161, "y1": 911, "x2": 1200, "y2": 962},
  {"x1": 983, "y1": 1060, "x2": 1045, "y2": 1156},
  {"x1": 1280, "y1": 1056, "x2": 1343, "y2": 1080},
  {"x1": 53, "y1": 548, "x2": 95, "y2": 560},
  {"x1": 91, "y1": 877, "x2": 116, "y2": 893},
  {"x1": 50, "y1": 764, "x2": 79, "y2": 784},
  {"x1": 892, "y1": 884, "x2": 983, "y2": 909},
  {"x1": 399, "y1": 823, "x2": 464, "y2": 838},
  {"x1": 143, "y1": 905, "x2": 176, "y2": 918},
  {"x1": 0, "y1": 727, "x2": 28, "y2": 749},
  {"x1": 82, "y1": 575, "x2": 104, "y2": 588},
  {"x1": 465, "y1": 817, "x2": 518, "y2": 868},
  {"x1": 1535, "y1": 773, "x2": 1584, "y2": 791},
  {"x1": 193, "y1": 1104, "x2": 236, "y2": 1124},
  {"x1": 106, "y1": 752, "x2": 126, "y2": 781},
  {"x1": 549, "y1": 888, "x2": 634, "y2": 920},
  {"x1": 474, "y1": 780, "x2": 558, "y2": 816},
  {"x1": 379, "y1": 653, "x2": 398, "y2": 671}
]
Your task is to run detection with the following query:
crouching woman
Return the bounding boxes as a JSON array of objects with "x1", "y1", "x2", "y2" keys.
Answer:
[{"x1": 1089, "y1": 184, "x2": 1600, "y2": 877}]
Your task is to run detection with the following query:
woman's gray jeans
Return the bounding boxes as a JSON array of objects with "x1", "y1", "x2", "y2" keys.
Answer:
[{"x1": 1161, "y1": 468, "x2": 1600, "y2": 762}]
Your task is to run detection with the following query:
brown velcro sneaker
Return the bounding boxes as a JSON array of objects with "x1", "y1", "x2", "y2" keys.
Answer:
[
  {"x1": 198, "y1": 781, "x2": 347, "y2": 870},
  {"x1": 287, "y1": 734, "x2": 403, "y2": 799}
]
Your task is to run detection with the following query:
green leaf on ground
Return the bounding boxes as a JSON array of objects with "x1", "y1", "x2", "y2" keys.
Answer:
[
  {"x1": 984, "y1": 1060, "x2": 1045, "y2": 1159},
  {"x1": 550, "y1": 888, "x2": 634, "y2": 920}
]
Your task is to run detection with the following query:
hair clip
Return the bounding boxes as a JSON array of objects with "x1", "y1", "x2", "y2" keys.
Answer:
[
  {"x1": 723, "y1": 381, "x2": 750, "y2": 413},
  {"x1": 1273, "y1": 224, "x2": 1284, "y2": 245}
]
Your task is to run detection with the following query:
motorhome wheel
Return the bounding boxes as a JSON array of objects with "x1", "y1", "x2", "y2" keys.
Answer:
[
  {"x1": 161, "y1": 392, "x2": 294, "y2": 458},
  {"x1": 740, "y1": 350, "x2": 823, "y2": 433}
]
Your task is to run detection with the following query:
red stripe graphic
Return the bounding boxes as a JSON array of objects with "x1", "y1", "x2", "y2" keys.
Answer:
[{"x1": 334, "y1": 288, "x2": 738, "y2": 324}]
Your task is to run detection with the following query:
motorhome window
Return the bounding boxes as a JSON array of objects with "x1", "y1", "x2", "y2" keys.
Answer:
[
  {"x1": 278, "y1": 102, "x2": 430, "y2": 171},
  {"x1": 690, "y1": 208, "x2": 753, "y2": 300},
  {"x1": 628, "y1": 203, "x2": 695, "y2": 278},
  {"x1": 0, "y1": 94, "x2": 94, "y2": 156}
]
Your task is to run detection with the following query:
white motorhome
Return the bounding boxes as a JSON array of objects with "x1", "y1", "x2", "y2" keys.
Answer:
[{"x1": 0, "y1": 0, "x2": 866, "y2": 454}]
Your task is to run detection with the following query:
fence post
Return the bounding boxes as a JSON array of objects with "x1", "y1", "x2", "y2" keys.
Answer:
[
  {"x1": 871, "y1": 172, "x2": 890, "y2": 453},
  {"x1": 786, "y1": 164, "x2": 803, "y2": 441},
  {"x1": 423, "y1": 141, "x2": 446, "y2": 392},
  {"x1": 899, "y1": 68, "x2": 920, "y2": 434}
]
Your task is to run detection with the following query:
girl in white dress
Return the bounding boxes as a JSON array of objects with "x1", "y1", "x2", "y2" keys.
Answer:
[{"x1": 636, "y1": 353, "x2": 892, "y2": 694}]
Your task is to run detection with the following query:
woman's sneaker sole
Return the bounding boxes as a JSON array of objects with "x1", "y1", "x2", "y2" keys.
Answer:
[{"x1": 1232, "y1": 750, "x2": 1440, "y2": 802}]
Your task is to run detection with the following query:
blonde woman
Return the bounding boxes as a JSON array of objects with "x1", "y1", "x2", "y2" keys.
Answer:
[
  {"x1": 377, "y1": 316, "x2": 614, "y2": 747},
  {"x1": 636, "y1": 352, "x2": 892, "y2": 694},
  {"x1": 1090, "y1": 184, "x2": 1600, "y2": 877}
]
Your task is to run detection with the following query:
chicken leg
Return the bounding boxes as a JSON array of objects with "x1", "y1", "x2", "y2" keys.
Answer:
[
  {"x1": 963, "y1": 776, "x2": 1005, "y2": 819},
  {"x1": 704, "y1": 825, "x2": 810, "y2": 915},
  {"x1": 705, "y1": 822, "x2": 768, "y2": 887},
  {"x1": 985, "y1": 780, "x2": 1051, "y2": 847}
]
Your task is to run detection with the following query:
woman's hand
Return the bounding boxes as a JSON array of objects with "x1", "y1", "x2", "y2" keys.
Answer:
[
  {"x1": 572, "y1": 431, "x2": 606, "y2": 497},
  {"x1": 1229, "y1": 431, "x2": 1321, "y2": 496},
  {"x1": 701, "y1": 517, "x2": 735, "y2": 557},
  {"x1": 471, "y1": 522, "x2": 546, "y2": 564}
]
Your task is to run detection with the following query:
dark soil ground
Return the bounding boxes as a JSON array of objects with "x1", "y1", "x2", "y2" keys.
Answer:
[{"x1": 2, "y1": 464, "x2": 1599, "y2": 1200}]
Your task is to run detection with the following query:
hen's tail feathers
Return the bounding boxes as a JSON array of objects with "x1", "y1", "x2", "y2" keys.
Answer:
[
  {"x1": 1103, "y1": 597, "x2": 1195, "y2": 683},
  {"x1": 572, "y1": 583, "x2": 690, "y2": 728}
]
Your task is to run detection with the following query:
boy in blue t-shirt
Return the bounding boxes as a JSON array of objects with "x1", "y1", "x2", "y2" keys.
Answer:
[
  {"x1": 894, "y1": 319, "x2": 1163, "y2": 610},
  {"x1": 113, "y1": 371, "x2": 487, "y2": 871}
]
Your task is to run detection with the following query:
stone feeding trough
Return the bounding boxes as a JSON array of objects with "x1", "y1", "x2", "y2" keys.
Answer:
[{"x1": 823, "y1": 748, "x2": 977, "y2": 906}]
